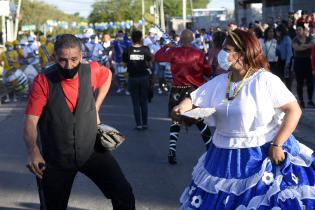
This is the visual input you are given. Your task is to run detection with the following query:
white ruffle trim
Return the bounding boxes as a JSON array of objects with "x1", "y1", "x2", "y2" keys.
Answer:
[
  {"x1": 212, "y1": 125, "x2": 280, "y2": 149},
  {"x1": 182, "y1": 145, "x2": 313, "y2": 198},
  {"x1": 235, "y1": 185, "x2": 315, "y2": 210}
]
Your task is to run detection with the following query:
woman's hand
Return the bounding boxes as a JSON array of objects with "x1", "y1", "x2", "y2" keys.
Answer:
[
  {"x1": 268, "y1": 145, "x2": 285, "y2": 165},
  {"x1": 171, "y1": 105, "x2": 184, "y2": 122}
]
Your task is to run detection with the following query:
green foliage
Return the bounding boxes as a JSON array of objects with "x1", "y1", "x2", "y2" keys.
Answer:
[
  {"x1": 89, "y1": 0, "x2": 209, "y2": 23},
  {"x1": 89, "y1": 0, "x2": 149, "y2": 23},
  {"x1": 18, "y1": 0, "x2": 84, "y2": 31}
]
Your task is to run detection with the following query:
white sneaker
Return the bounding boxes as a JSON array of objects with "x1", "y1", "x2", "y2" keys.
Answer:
[
  {"x1": 125, "y1": 90, "x2": 130, "y2": 95},
  {"x1": 4, "y1": 98, "x2": 10, "y2": 103},
  {"x1": 116, "y1": 88, "x2": 124, "y2": 94}
]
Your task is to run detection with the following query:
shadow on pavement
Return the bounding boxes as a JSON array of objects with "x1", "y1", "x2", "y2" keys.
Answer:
[{"x1": 0, "y1": 202, "x2": 90, "y2": 210}]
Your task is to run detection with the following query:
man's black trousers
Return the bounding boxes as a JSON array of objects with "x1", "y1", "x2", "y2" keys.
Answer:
[{"x1": 41, "y1": 151, "x2": 135, "y2": 210}]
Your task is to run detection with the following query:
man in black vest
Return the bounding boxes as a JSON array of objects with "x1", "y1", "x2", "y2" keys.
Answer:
[{"x1": 23, "y1": 34, "x2": 135, "y2": 210}]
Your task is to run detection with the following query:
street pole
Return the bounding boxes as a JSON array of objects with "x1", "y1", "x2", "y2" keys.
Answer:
[
  {"x1": 290, "y1": 0, "x2": 294, "y2": 12},
  {"x1": 183, "y1": 0, "x2": 186, "y2": 21},
  {"x1": 154, "y1": 0, "x2": 159, "y2": 26},
  {"x1": 2, "y1": 16, "x2": 6, "y2": 44},
  {"x1": 160, "y1": 0, "x2": 165, "y2": 32},
  {"x1": 14, "y1": 0, "x2": 22, "y2": 40},
  {"x1": 142, "y1": 0, "x2": 145, "y2": 36}
]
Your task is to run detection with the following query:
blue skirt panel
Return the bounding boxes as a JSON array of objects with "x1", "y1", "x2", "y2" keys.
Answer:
[{"x1": 180, "y1": 135, "x2": 315, "y2": 210}]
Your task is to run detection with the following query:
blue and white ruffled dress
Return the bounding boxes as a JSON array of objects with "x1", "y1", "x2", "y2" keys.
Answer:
[
  {"x1": 179, "y1": 135, "x2": 315, "y2": 209},
  {"x1": 180, "y1": 71, "x2": 315, "y2": 209}
]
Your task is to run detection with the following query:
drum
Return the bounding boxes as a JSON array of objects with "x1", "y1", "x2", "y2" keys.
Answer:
[
  {"x1": 3, "y1": 69, "x2": 29, "y2": 94},
  {"x1": 22, "y1": 64, "x2": 38, "y2": 84}
]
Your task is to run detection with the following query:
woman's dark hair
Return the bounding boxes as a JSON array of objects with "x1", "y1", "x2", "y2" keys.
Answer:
[
  {"x1": 131, "y1": 30, "x2": 142, "y2": 44},
  {"x1": 253, "y1": 27, "x2": 263, "y2": 39},
  {"x1": 296, "y1": 23, "x2": 305, "y2": 30},
  {"x1": 212, "y1": 31, "x2": 226, "y2": 48},
  {"x1": 54, "y1": 34, "x2": 81, "y2": 54},
  {"x1": 263, "y1": 27, "x2": 275, "y2": 41},
  {"x1": 227, "y1": 29, "x2": 269, "y2": 71},
  {"x1": 275, "y1": 24, "x2": 288, "y2": 41}
]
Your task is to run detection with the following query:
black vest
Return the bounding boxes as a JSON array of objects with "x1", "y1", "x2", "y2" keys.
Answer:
[{"x1": 39, "y1": 64, "x2": 97, "y2": 169}]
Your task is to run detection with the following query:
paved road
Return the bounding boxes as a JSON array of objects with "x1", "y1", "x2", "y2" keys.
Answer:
[
  {"x1": 0, "y1": 92, "x2": 314, "y2": 210},
  {"x1": 0, "y1": 93, "x2": 206, "y2": 210}
]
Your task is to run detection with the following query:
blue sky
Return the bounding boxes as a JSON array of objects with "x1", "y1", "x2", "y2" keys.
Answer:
[{"x1": 42, "y1": 0, "x2": 234, "y2": 18}]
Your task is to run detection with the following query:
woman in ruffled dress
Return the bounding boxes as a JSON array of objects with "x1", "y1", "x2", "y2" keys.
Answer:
[{"x1": 173, "y1": 29, "x2": 315, "y2": 209}]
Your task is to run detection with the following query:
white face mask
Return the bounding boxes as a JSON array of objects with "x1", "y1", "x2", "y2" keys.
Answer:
[{"x1": 217, "y1": 49, "x2": 233, "y2": 71}]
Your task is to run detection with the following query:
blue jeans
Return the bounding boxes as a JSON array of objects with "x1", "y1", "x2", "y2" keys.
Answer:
[{"x1": 128, "y1": 76, "x2": 149, "y2": 126}]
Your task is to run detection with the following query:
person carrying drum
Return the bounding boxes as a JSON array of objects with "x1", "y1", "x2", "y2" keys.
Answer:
[
  {"x1": 155, "y1": 29, "x2": 213, "y2": 164},
  {"x1": 13, "y1": 40, "x2": 28, "y2": 66},
  {"x1": 38, "y1": 35, "x2": 54, "y2": 71},
  {"x1": 0, "y1": 41, "x2": 21, "y2": 102}
]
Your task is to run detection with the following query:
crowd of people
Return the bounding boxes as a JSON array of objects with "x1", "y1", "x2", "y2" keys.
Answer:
[{"x1": 0, "y1": 8, "x2": 314, "y2": 210}]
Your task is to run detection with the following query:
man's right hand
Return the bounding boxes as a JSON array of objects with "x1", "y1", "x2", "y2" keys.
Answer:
[{"x1": 26, "y1": 147, "x2": 46, "y2": 179}]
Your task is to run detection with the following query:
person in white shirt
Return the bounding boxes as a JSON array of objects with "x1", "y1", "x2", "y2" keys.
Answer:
[
  {"x1": 86, "y1": 35, "x2": 104, "y2": 62},
  {"x1": 144, "y1": 28, "x2": 161, "y2": 93},
  {"x1": 173, "y1": 29, "x2": 315, "y2": 209},
  {"x1": 143, "y1": 28, "x2": 160, "y2": 54},
  {"x1": 259, "y1": 27, "x2": 279, "y2": 77},
  {"x1": 24, "y1": 36, "x2": 38, "y2": 64}
]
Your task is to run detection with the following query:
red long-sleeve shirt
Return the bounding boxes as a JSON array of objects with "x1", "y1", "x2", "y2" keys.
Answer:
[{"x1": 155, "y1": 46, "x2": 211, "y2": 87}]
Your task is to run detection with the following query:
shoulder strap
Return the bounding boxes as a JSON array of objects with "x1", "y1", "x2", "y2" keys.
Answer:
[
  {"x1": 41, "y1": 45, "x2": 51, "y2": 62},
  {"x1": 5, "y1": 51, "x2": 14, "y2": 67}
]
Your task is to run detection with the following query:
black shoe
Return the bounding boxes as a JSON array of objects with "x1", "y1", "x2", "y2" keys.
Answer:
[
  {"x1": 299, "y1": 101, "x2": 305, "y2": 109},
  {"x1": 168, "y1": 151, "x2": 177, "y2": 165},
  {"x1": 307, "y1": 101, "x2": 315, "y2": 108}
]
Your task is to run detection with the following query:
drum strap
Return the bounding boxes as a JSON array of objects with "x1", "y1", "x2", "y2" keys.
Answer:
[
  {"x1": 41, "y1": 45, "x2": 51, "y2": 62},
  {"x1": 83, "y1": 43, "x2": 90, "y2": 58},
  {"x1": 5, "y1": 51, "x2": 14, "y2": 67}
]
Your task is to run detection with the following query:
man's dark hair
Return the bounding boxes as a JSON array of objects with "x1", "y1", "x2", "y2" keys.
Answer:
[
  {"x1": 54, "y1": 34, "x2": 81, "y2": 54},
  {"x1": 131, "y1": 30, "x2": 142, "y2": 44}
]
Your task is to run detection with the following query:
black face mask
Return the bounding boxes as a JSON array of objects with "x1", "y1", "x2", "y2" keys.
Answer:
[{"x1": 58, "y1": 63, "x2": 80, "y2": 79}]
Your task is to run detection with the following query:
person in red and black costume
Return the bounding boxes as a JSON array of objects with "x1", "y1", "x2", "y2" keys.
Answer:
[
  {"x1": 155, "y1": 29, "x2": 212, "y2": 164},
  {"x1": 23, "y1": 34, "x2": 135, "y2": 210}
]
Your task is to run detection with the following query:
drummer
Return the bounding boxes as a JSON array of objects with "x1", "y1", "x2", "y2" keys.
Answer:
[
  {"x1": 0, "y1": 41, "x2": 20, "y2": 102},
  {"x1": 38, "y1": 35, "x2": 54, "y2": 71},
  {"x1": 13, "y1": 40, "x2": 28, "y2": 66}
]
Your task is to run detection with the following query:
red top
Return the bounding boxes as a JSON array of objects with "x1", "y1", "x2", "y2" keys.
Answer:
[
  {"x1": 155, "y1": 46, "x2": 211, "y2": 87},
  {"x1": 312, "y1": 44, "x2": 315, "y2": 73},
  {"x1": 25, "y1": 62, "x2": 110, "y2": 116}
]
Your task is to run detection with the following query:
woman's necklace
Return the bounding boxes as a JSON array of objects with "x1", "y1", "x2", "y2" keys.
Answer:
[{"x1": 225, "y1": 68, "x2": 252, "y2": 101}]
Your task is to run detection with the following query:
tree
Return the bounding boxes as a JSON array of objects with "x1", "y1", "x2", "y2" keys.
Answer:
[
  {"x1": 19, "y1": 0, "x2": 84, "y2": 31},
  {"x1": 89, "y1": 0, "x2": 146, "y2": 23},
  {"x1": 88, "y1": 0, "x2": 209, "y2": 23}
]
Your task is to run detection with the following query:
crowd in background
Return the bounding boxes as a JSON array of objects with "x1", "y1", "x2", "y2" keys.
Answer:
[{"x1": 1, "y1": 9, "x2": 315, "y2": 108}]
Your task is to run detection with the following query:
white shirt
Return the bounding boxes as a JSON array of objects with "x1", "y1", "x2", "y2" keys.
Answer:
[
  {"x1": 191, "y1": 70, "x2": 296, "y2": 149},
  {"x1": 86, "y1": 42, "x2": 104, "y2": 61},
  {"x1": 143, "y1": 36, "x2": 160, "y2": 54},
  {"x1": 259, "y1": 38, "x2": 278, "y2": 62}
]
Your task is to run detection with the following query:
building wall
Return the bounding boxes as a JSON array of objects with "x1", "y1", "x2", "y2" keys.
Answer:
[
  {"x1": 293, "y1": 0, "x2": 315, "y2": 12},
  {"x1": 235, "y1": 0, "x2": 315, "y2": 25}
]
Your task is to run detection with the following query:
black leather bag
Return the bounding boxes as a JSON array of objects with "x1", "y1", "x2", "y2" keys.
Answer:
[{"x1": 96, "y1": 124, "x2": 126, "y2": 151}]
